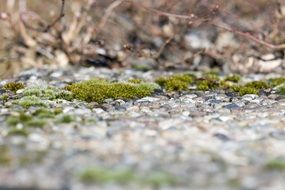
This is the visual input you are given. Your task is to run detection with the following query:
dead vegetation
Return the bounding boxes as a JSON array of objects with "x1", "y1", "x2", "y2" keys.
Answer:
[{"x1": 0, "y1": 0, "x2": 285, "y2": 78}]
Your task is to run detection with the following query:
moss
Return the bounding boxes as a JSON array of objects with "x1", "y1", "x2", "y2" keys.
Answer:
[
  {"x1": 33, "y1": 108, "x2": 58, "y2": 119},
  {"x1": 128, "y1": 78, "x2": 144, "y2": 84},
  {"x1": 0, "y1": 146, "x2": 12, "y2": 166},
  {"x1": 142, "y1": 171, "x2": 178, "y2": 186},
  {"x1": 79, "y1": 167, "x2": 135, "y2": 184},
  {"x1": 231, "y1": 85, "x2": 258, "y2": 96},
  {"x1": 268, "y1": 77, "x2": 285, "y2": 87},
  {"x1": 265, "y1": 158, "x2": 285, "y2": 170},
  {"x1": 156, "y1": 74, "x2": 193, "y2": 91},
  {"x1": 3, "y1": 82, "x2": 25, "y2": 92},
  {"x1": 0, "y1": 93, "x2": 9, "y2": 102},
  {"x1": 66, "y1": 78, "x2": 158, "y2": 103},
  {"x1": 8, "y1": 128, "x2": 29, "y2": 137},
  {"x1": 16, "y1": 95, "x2": 47, "y2": 108},
  {"x1": 196, "y1": 79, "x2": 220, "y2": 91},
  {"x1": 224, "y1": 75, "x2": 241, "y2": 83},
  {"x1": 244, "y1": 81, "x2": 269, "y2": 90},
  {"x1": 56, "y1": 114, "x2": 74, "y2": 124},
  {"x1": 23, "y1": 86, "x2": 73, "y2": 101},
  {"x1": 6, "y1": 113, "x2": 46, "y2": 128}
]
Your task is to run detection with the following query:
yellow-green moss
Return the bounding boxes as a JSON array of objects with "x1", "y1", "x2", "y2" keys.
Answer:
[
  {"x1": 128, "y1": 78, "x2": 144, "y2": 84},
  {"x1": 0, "y1": 146, "x2": 12, "y2": 166},
  {"x1": 6, "y1": 112, "x2": 46, "y2": 128},
  {"x1": 23, "y1": 86, "x2": 73, "y2": 101},
  {"x1": 8, "y1": 128, "x2": 29, "y2": 137},
  {"x1": 268, "y1": 77, "x2": 285, "y2": 87},
  {"x1": 15, "y1": 96, "x2": 48, "y2": 108},
  {"x1": 79, "y1": 167, "x2": 135, "y2": 184},
  {"x1": 244, "y1": 81, "x2": 269, "y2": 90},
  {"x1": 56, "y1": 114, "x2": 74, "y2": 124},
  {"x1": 196, "y1": 79, "x2": 220, "y2": 91},
  {"x1": 224, "y1": 75, "x2": 241, "y2": 83},
  {"x1": 66, "y1": 78, "x2": 159, "y2": 103},
  {"x1": 155, "y1": 74, "x2": 193, "y2": 91},
  {"x1": 3, "y1": 82, "x2": 25, "y2": 92},
  {"x1": 265, "y1": 158, "x2": 285, "y2": 170},
  {"x1": 231, "y1": 85, "x2": 258, "y2": 96},
  {"x1": 142, "y1": 171, "x2": 178, "y2": 186}
]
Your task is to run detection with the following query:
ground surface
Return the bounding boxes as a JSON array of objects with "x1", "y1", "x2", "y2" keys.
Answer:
[{"x1": 1, "y1": 67, "x2": 285, "y2": 190}]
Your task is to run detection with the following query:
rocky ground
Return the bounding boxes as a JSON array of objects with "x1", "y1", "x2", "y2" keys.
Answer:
[{"x1": 1, "y1": 67, "x2": 285, "y2": 190}]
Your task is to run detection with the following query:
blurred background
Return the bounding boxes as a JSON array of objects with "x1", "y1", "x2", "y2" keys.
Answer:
[{"x1": 0, "y1": 0, "x2": 284, "y2": 78}]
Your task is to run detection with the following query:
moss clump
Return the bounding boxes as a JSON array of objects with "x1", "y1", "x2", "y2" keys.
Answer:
[
  {"x1": 231, "y1": 86, "x2": 258, "y2": 96},
  {"x1": 196, "y1": 79, "x2": 220, "y2": 91},
  {"x1": 0, "y1": 146, "x2": 12, "y2": 166},
  {"x1": 244, "y1": 81, "x2": 269, "y2": 90},
  {"x1": 268, "y1": 77, "x2": 285, "y2": 87},
  {"x1": 0, "y1": 93, "x2": 9, "y2": 102},
  {"x1": 66, "y1": 78, "x2": 158, "y2": 103},
  {"x1": 156, "y1": 74, "x2": 193, "y2": 91},
  {"x1": 16, "y1": 95, "x2": 47, "y2": 108},
  {"x1": 23, "y1": 86, "x2": 73, "y2": 101},
  {"x1": 33, "y1": 108, "x2": 60, "y2": 119},
  {"x1": 8, "y1": 128, "x2": 29, "y2": 137},
  {"x1": 6, "y1": 112, "x2": 46, "y2": 128},
  {"x1": 56, "y1": 114, "x2": 74, "y2": 124},
  {"x1": 79, "y1": 167, "x2": 135, "y2": 184},
  {"x1": 224, "y1": 75, "x2": 241, "y2": 83},
  {"x1": 142, "y1": 171, "x2": 178, "y2": 186},
  {"x1": 128, "y1": 78, "x2": 144, "y2": 84},
  {"x1": 3, "y1": 82, "x2": 25, "y2": 92},
  {"x1": 265, "y1": 158, "x2": 285, "y2": 170}
]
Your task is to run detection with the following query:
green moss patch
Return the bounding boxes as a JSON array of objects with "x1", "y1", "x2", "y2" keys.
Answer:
[
  {"x1": 3, "y1": 82, "x2": 25, "y2": 92},
  {"x1": 224, "y1": 75, "x2": 241, "y2": 83},
  {"x1": 155, "y1": 74, "x2": 193, "y2": 91},
  {"x1": 265, "y1": 158, "x2": 285, "y2": 170},
  {"x1": 15, "y1": 96, "x2": 48, "y2": 108},
  {"x1": 268, "y1": 77, "x2": 285, "y2": 87},
  {"x1": 66, "y1": 78, "x2": 159, "y2": 103},
  {"x1": 79, "y1": 167, "x2": 135, "y2": 184},
  {"x1": 6, "y1": 113, "x2": 46, "y2": 128},
  {"x1": 23, "y1": 86, "x2": 73, "y2": 101},
  {"x1": 0, "y1": 146, "x2": 12, "y2": 166}
]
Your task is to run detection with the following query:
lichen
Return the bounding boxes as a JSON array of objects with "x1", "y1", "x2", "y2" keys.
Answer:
[
  {"x1": 66, "y1": 78, "x2": 159, "y2": 103},
  {"x1": 155, "y1": 73, "x2": 193, "y2": 91},
  {"x1": 3, "y1": 82, "x2": 25, "y2": 92}
]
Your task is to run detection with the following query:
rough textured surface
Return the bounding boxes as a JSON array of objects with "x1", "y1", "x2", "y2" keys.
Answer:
[{"x1": 1, "y1": 67, "x2": 285, "y2": 190}]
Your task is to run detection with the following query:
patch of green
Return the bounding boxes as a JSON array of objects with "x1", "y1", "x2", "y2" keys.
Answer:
[
  {"x1": 15, "y1": 95, "x2": 47, "y2": 108},
  {"x1": 7, "y1": 128, "x2": 29, "y2": 137},
  {"x1": 6, "y1": 112, "x2": 46, "y2": 128},
  {"x1": 277, "y1": 85, "x2": 285, "y2": 95},
  {"x1": 244, "y1": 81, "x2": 269, "y2": 90},
  {"x1": 79, "y1": 167, "x2": 135, "y2": 184},
  {"x1": 3, "y1": 82, "x2": 25, "y2": 92},
  {"x1": 33, "y1": 108, "x2": 60, "y2": 119},
  {"x1": 56, "y1": 114, "x2": 74, "y2": 124},
  {"x1": 66, "y1": 78, "x2": 158, "y2": 103},
  {"x1": 196, "y1": 79, "x2": 220, "y2": 91},
  {"x1": 23, "y1": 86, "x2": 73, "y2": 101},
  {"x1": 156, "y1": 73, "x2": 193, "y2": 91},
  {"x1": 128, "y1": 78, "x2": 144, "y2": 84},
  {"x1": 142, "y1": 171, "x2": 178, "y2": 186},
  {"x1": 265, "y1": 158, "x2": 285, "y2": 170},
  {"x1": 0, "y1": 146, "x2": 12, "y2": 166},
  {"x1": 268, "y1": 77, "x2": 285, "y2": 87},
  {"x1": 231, "y1": 85, "x2": 258, "y2": 96},
  {"x1": 224, "y1": 75, "x2": 241, "y2": 83},
  {"x1": 0, "y1": 93, "x2": 9, "y2": 102}
]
